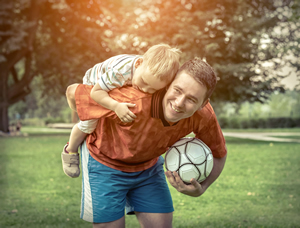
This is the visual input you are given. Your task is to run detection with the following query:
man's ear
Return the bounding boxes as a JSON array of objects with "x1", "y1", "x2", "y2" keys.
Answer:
[
  {"x1": 135, "y1": 58, "x2": 143, "y2": 68},
  {"x1": 201, "y1": 98, "x2": 209, "y2": 108}
]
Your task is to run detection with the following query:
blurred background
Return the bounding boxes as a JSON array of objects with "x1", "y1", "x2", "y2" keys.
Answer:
[{"x1": 1, "y1": 0, "x2": 300, "y2": 132}]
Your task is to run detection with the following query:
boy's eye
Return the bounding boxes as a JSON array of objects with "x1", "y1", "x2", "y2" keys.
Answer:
[{"x1": 141, "y1": 78, "x2": 147, "y2": 85}]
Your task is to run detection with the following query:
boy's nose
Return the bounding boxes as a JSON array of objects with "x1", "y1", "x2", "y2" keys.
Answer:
[{"x1": 141, "y1": 87, "x2": 154, "y2": 94}]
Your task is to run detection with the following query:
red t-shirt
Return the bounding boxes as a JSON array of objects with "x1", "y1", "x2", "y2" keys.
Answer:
[{"x1": 75, "y1": 84, "x2": 227, "y2": 172}]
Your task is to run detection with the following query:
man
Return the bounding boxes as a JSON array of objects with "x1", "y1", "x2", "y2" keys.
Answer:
[{"x1": 66, "y1": 57, "x2": 227, "y2": 228}]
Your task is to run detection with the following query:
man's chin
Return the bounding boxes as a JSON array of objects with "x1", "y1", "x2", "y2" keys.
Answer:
[{"x1": 165, "y1": 114, "x2": 180, "y2": 123}]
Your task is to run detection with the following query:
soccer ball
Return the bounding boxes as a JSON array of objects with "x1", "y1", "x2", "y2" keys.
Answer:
[{"x1": 165, "y1": 137, "x2": 213, "y2": 184}]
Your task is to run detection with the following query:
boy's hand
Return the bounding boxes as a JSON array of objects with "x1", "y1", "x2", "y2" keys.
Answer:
[{"x1": 114, "y1": 103, "x2": 137, "y2": 123}]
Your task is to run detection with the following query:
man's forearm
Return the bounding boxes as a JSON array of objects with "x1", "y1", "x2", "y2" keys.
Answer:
[{"x1": 201, "y1": 154, "x2": 227, "y2": 191}]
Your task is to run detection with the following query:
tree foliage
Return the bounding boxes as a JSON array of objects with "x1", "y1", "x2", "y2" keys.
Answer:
[
  {"x1": 1, "y1": 0, "x2": 299, "y2": 132},
  {"x1": 113, "y1": 0, "x2": 299, "y2": 103}
]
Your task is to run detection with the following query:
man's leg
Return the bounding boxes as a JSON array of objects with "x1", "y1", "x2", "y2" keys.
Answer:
[
  {"x1": 80, "y1": 141, "x2": 128, "y2": 225},
  {"x1": 135, "y1": 212, "x2": 173, "y2": 228},
  {"x1": 66, "y1": 83, "x2": 79, "y2": 111},
  {"x1": 125, "y1": 156, "x2": 174, "y2": 227},
  {"x1": 93, "y1": 216, "x2": 125, "y2": 228}
]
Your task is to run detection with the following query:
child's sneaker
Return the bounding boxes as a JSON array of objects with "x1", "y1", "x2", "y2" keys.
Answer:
[{"x1": 61, "y1": 144, "x2": 80, "y2": 178}]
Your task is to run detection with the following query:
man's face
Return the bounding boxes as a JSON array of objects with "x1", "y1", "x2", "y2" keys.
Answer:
[{"x1": 162, "y1": 70, "x2": 208, "y2": 123}]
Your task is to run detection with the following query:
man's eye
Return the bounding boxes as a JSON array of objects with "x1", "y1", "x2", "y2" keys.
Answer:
[{"x1": 188, "y1": 98, "x2": 196, "y2": 103}]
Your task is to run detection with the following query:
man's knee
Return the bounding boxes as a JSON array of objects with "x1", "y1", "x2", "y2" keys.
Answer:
[
  {"x1": 135, "y1": 212, "x2": 173, "y2": 228},
  {"x1": 92, "y1": 216, "x2": 125, "y2": 228}
]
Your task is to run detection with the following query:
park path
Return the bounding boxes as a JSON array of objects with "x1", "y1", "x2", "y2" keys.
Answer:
[
  {"x1": 48, "y1": 124, "x2": 300, "y2": 143},
  {"x1": 223, "y1": 132, "x2": 300, "y2": 143},
  {"x1": 4, "y1": 123, "x2": 299, "y2": 143}
]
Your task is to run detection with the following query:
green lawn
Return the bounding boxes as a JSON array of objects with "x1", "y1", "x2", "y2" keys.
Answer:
[
  {"x1": 0, "y1": 131, "x2": 299, "y2": 227},
  {"x1": 271, "y1": 135, "x2": 300, "y2": 140},
  {"x1": 222, "y1": 128, "x2": 300, "y2": 133}
]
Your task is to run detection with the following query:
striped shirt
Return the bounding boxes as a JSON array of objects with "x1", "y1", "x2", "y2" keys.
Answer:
[{"x1": 82, "y1": 54, "x2": 141, "y2": 91}]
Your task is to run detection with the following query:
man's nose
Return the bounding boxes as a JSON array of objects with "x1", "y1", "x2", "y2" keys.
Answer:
[{"x1": 175, "y1": 95, "x2": 184, "y2": 107}]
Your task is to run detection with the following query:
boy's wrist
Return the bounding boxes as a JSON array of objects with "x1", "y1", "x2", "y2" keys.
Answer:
[{"x1": 111, "y1": 101, "x2": 120, "y2": 112}]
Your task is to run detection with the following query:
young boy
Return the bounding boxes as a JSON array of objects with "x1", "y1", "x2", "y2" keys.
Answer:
[{"x1": 62, "y1": 44, "x2": 181, "y2": 178}]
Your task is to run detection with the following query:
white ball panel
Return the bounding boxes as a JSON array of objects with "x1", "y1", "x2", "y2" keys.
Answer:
[
  {"x1": 179, "y1": 164, "x2": 200, "y2": 183},
  {"x1": 165, "y1": 148, "x2": 180, "y2": 171},
  {"x1": 175, "y1": 144, "x2": 187, "y2": 154},
  {"x1": 180, "y1": 154, "x2": 190, "y2": 165},
  {"x1": 185, "y1": 143, "x2": 207, "y2": 164}
]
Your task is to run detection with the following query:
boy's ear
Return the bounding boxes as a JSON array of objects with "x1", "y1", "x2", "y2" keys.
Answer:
[{"x1": 135, "y1": 58, "x2": 143, "y2": 68}]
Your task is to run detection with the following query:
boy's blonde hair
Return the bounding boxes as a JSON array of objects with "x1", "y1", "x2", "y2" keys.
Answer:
[{"x1": 142, "y1": 44, "x2": 181, "y2": 83}]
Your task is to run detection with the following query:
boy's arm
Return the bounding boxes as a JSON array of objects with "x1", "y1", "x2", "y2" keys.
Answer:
[{"x1": 91, "y1": 83, "x2": 136, "y2": 123}]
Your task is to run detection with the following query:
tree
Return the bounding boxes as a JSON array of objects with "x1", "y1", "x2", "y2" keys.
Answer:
[
  {"x1": 33, "y1": 0, "x2": 125, "y2": 95},
  {"x1": 0, "y1": 0, "x2": 40, "y2": 132},
  {"x1": 0, "y1": 0, "x2": 123, "y2": 132},
  {"x1": 109, "y1": 0, "x2": 298, "y2": 103},
  {"x1": 1, "y1": 0, "x2": 299, "y2": 132}
]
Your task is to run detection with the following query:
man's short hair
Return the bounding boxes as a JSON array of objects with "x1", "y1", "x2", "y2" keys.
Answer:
[
  {"x1": 143, "y1": 44, "x2": 181, "y2": 83},
  {"x1": 177, "y1": 57, "x2": 217, "y2": 101}
]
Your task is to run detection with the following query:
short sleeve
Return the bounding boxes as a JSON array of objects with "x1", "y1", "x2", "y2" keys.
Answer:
[
  {"x1": 193, "y1": 104, "x2": 227, "y2": 158},
  {"x1": 98, "y1": 68, "x2": 131, "y2": 92}
]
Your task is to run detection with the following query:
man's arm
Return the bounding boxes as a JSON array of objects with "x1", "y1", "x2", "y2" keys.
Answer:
[{"x1": 165, "y1": 154, "x2": 227, "y2": 197}]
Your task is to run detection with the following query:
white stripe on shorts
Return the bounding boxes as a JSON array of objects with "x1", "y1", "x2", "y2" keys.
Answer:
[{"x1": 80, "y1": 141, "x2": 94, "y2": 222}]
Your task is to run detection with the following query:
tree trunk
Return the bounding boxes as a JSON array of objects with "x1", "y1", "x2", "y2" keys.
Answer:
[
  {"x1": 0, "y1": 105, "x2": 9, "y2": 133},
  {"x1": 0, "y1": 0, "x2": 39, "y2": 132},
  {"x1": 0, "y1": 70, "x2": 9, "y2": 132}
]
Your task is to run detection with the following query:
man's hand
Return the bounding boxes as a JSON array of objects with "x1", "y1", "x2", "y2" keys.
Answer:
[
  {"x1": 114, "y1": 103, "x2": 137, "y2": 123},
  {"x1": 165, "y1": 171, "x2": 206, "y2": 197}
]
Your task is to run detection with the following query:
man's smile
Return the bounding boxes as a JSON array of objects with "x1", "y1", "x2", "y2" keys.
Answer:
[{"x1": 171, "y1": 103, "x2": 181, "y2": 113}]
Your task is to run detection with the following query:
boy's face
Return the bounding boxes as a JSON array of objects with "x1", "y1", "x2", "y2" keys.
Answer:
[
  {"x1": 162, "y1": 70, "x2": 208, "y2": 123},
  {"x1": 132, "y1": 59, "x2": 168, "y2": 94}
]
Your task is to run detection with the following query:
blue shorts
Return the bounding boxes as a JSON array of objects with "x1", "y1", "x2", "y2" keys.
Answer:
[{"x1": 80, "y1": 141, "x2": 174, "y2": 223}]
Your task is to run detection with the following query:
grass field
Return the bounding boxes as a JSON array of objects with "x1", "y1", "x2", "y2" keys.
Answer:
[{"x1": 0, "y1": 129, "x2": 299, "y2": 228}]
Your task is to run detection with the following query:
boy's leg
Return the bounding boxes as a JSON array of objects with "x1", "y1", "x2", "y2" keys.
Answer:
[
  {"x1": 61, "y1": 145, "x2": 80, "y2": 178},
  {"x1": 61, "y1": 124, "x2": 85, "y2": 178},
  {"x1": 135, "y1": 212, "x2": 173, "y2": 228},
  {"x1": 68, "y1": 124, "x2": 88, "y2": 153},
  {"x1": 66, "y1": 83, "x2": 79, "y2": 112}
]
